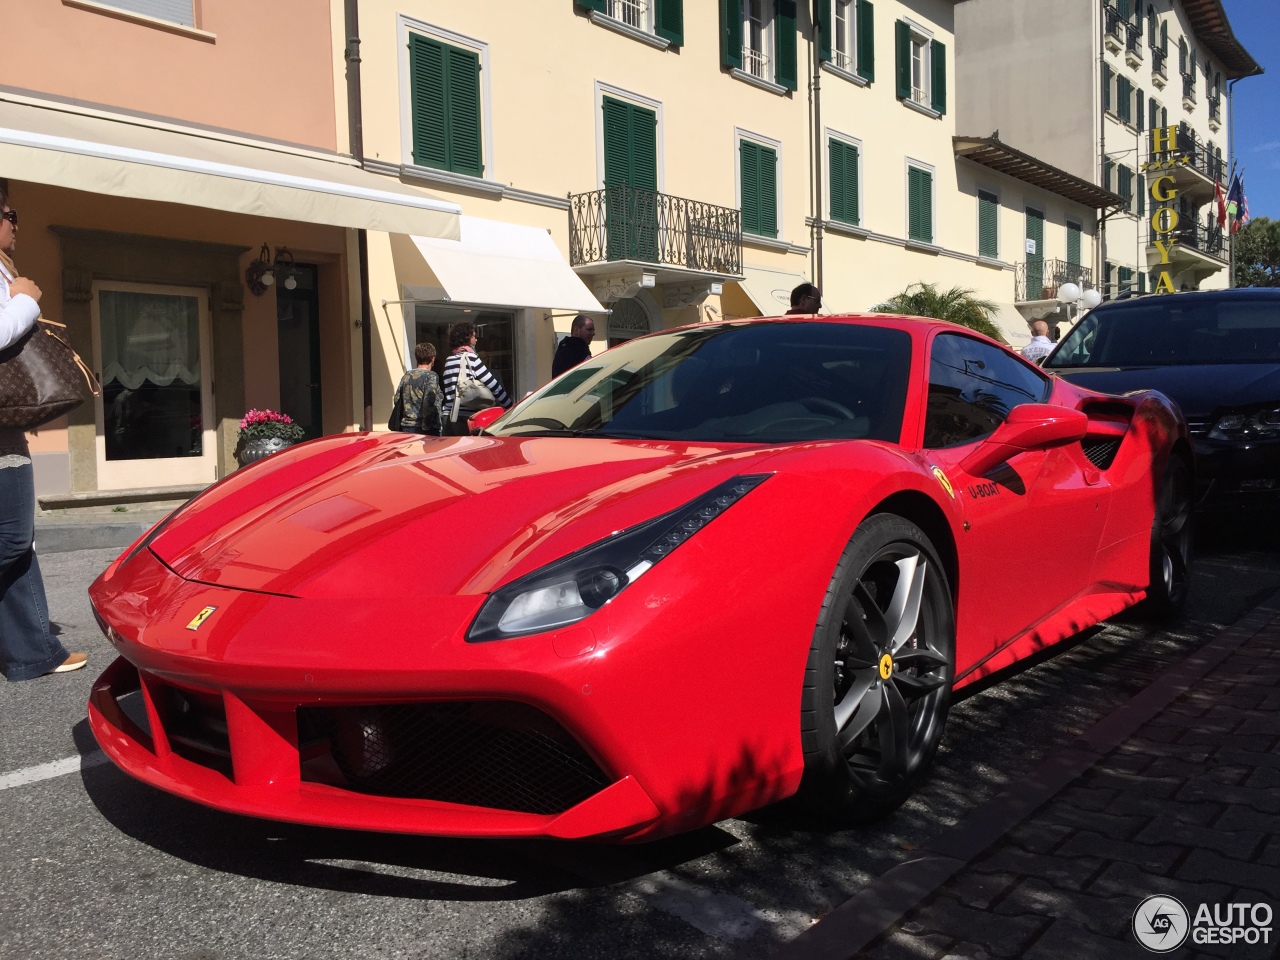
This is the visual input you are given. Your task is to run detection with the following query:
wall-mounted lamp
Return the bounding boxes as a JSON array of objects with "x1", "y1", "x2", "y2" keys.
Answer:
[{"x1": 245, "y1": 244, "x2": 299, "y2": 296}]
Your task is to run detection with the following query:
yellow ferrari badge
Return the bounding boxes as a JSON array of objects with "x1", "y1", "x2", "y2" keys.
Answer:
[
  {"x1": 186, "y1": 606, "x2": 217, "y2": 631},
  {"x1": 879, "y1": 653, "x2": 894, "y2": 680},
  {"x1": 931, "y1": 466, "x2": 955, "y2": 500}
]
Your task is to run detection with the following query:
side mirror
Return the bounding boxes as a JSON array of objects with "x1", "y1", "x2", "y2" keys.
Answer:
[
  {"x1": 959, "y1": 404, "x2": 1088, "y2": 477},
  {"x1": 467, "y1": 406, "x2": 506, "y2": 433}
]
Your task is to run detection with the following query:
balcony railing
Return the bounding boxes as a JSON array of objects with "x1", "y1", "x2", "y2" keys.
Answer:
[
  {"x1": 1015, "y1": 259, "x2": 1094, "y2": 302},
  {"x1": 1153, "y1": 125, "x2": 1224, "y2": 184},
  {"x1": 1125, "y1": 23, "x2": 1143, "y2": 58},
  {"x1": 1209, "y1": 97, "x2": 1222, "y2": 122},
  {"x1": 1151, "y1": 45, "x2": 1168, "y2": 76},
  {"x1": 1182, "y1": 73, "x2": 1197, "y2": 103},
  {"x1": 606, "y1": 0, "x2": 646, "y2": 29},
  {"x1": 1174, "y1": 221, "x2": 1225, "y2": 260},
  {"x1": 1104, "y1": 7, "x2": 1124, "y2": 44},
  {"x1": 743, "y1": 45, "x2": 769, "y2": 80},
  {"x1": 568, "y1": 185, "x2": 743, "y2": 276}
]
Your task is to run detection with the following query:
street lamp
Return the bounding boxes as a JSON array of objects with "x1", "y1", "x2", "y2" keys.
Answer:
[{"x1": 1057, "y1": 282, "x2": 1103, "y2": 325}]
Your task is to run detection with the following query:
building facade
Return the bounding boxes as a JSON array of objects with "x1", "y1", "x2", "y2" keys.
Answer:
[{"x1": 956, "y1": 0, "x2": 1260, "y2": 304}]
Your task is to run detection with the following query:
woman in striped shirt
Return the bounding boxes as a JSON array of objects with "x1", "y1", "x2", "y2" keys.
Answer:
[{"x1": 441, "y1": 320, "x2": 511, "y2": 435}]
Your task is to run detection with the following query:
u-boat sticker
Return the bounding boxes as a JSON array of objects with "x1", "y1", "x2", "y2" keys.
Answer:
[
  {"x1": 930, "y1": 466, "x2": 956, "y2": 500},
  {"x1": 186, "y1": 606, "x2": 217, "y2": 631}
]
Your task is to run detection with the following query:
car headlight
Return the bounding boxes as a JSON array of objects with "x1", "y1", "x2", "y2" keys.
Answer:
[
  {"x1": 1208, "y1": 406, "x2": 1280, "y2": 442},
  {"x1": 467, "y1": 474, "x2": 771, "y2": 642}
]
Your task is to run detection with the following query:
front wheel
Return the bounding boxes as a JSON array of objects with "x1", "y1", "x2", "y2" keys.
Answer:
[
  {"x1": 1143, "y1": 456, "x2": 1193, "y2": 620},
  {"x1": 796, "y1": 514, "x2": 955, "y2": 825}
]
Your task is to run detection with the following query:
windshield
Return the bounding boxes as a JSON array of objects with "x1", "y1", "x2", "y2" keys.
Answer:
[
  {"x1": 1046, "y1": 297, "x2": 1280, "y2": 368},
  {"x1": 489, "y1": 321, "x2": 913, "y2": 444}
]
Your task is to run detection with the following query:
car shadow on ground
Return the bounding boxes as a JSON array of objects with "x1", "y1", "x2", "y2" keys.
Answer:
[{"x1": 75, "y1": 521, "x2": 1280, "y2": 960}]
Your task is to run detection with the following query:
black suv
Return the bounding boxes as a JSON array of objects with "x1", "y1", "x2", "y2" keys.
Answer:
[{"x1": 1044, "y1": 289, "x2": 1280, "y2": 510}]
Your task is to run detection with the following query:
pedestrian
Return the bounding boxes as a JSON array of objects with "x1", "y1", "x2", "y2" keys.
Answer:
[
  {"x1": 390, "y1": 342, "x2": 444, "y2": 436},
  {"x1": 0, "y1": 187, "x2": 87, "y2": 680},
  {"x1": 441, "y1": 321, "x2": 511, "y2": 436},
  {"x1": 551, "y1": 314, "x2": 596, "y2": 377},
  {"x1": 785, "y1": 283, "x2": 822, "y2": 315},
  {"x1": 1021, "y1": 320, "x2": 1055, "y2": 364}
]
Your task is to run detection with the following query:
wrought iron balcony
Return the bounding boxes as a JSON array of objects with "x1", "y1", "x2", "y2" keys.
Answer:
[
  {"x1": 1015, "y1": 259, "x2": 1094, "y2": 302},
  {"x1": 569, "y1": 185, "x2": 743, "y2": 276},
  {"x1": 1151, "y1": 45, "x2": 1168, "y2": 77},
  {"x1": 1125, "y1": 23, "x2": 1143, "y2": 59},
  {"x1": 1174, "y1": 221, "x2": 1225, "y2": 260},
  {"x1": 1182, "y1": 73, "x2": 1197, "y2": 103},
  {"x1": 1152, "y1": 125, "x2": 1224, "y2": 186},
  {"x1": 1104, "y1": 7, "x2": 1125, "y2": 47},
  {"x1": 1209, "y1": 97, "x2": 1222, "y2": 123}
]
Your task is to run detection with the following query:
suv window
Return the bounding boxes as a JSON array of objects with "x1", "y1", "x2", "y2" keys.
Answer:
[
  {"x1": 1046, "y1": 298, "x2": 1280, "y2": 368},
  {"x1": 925, "y1": 334, "x2": 1048, "y2": 448}
]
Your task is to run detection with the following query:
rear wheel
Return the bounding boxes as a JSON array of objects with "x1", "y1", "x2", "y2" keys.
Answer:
[
  {"x1": 796, "y1": 514, "x2": 955, "y2": 825},
  {"x1": 1143, "y1": 456, "x2": 1193, "y2": 619}
]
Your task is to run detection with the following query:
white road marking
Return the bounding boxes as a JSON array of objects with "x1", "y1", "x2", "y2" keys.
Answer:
[{"x1": 0, "y1": 751, "x2": 109, "y2": 791}]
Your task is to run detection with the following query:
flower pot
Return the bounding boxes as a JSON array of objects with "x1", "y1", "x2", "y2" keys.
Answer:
[{"x1": 235, "y1": 436, "x2": 294, "y2": 468}]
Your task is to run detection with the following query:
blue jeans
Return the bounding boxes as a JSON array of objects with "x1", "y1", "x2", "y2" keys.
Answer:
[{"x1": 0, "y1": 462, "x2": 69, "y2": 680}]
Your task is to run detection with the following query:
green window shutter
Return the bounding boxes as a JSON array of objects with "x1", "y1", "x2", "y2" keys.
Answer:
[
  {"x1": 1136, "y1": 87, "x2": 1145, "y2": 131},
  {"x1": 845, "y1": 142, "x2": 860, "y2": 224},
  {"x1": 409, "y1": 35, "x2": 448, "y2": 170},
  {"x1": 759, "y1": 145, "x2": 778, "y2": 237},
  {"x1": 655, "y1": 0, "x2": 683, "y2": 45},
  {"x1": 775, "y1": 0, "x2": 798, "y2": 90},
  {"x1": 1178, "y1": 38, "x2": 1186, "y2": 74},
  {"x1": 1102, "y1": 62, "x2": 1111, "y2": 112},
  {"x1": 1161, "y1": 105, "x2": 1167, "y2": 128},
  {"x1": 720, "y1": 0, "x2": 742, "y2": 69},
  {"x1": 856, "y1": 0, "x2": 875, "y2": 82},
  {"x1": 895, "y1": 20, "x2": 911, "y2": 100},
  {"x1": 630, "y1": 105, "x2": 658, "y2": 191},
  {"x1": 828, "y1": 140, "x2": 846, "y2": 222},
  {"x1": 817, "y1": 0, "x2": 832, "y2": 62},
  {"x1": 1118, "y1": 165, "x2": 1132, "y2": 206},
  {"x1": 1137, "y1": 173, "x2": 1146, "y2": 215},
  {"x1": 1138, "y1": 270, "x2": 1146, "y2": 293},
  {"x1": 445, "y1": 45, "x2": 483, "y2": 177},
  {"x1": 930, "y1": 40, "x2": 946, "y2": 114},
  {"x1": 740, "y1": 140, "x2": 760, "y2": 235},
  {"x1": 978, "y1": 190, "x2": 998, "y2": 259},
  {"x1": 1119, "y1": 266, "x2": 1132, "y2": 292},
  {"x1": 829, "y1": 139, "x2": 859, "y2": 225},
  {"x1": 1067, "y1": 222, "x2": 1081, "y2": 266},
  {"x1": 1103, "y1": 157, "x2": 1113, "y2": 191},
  {"x1": 1117, "y1": 75, "x2": 1131, "y2": 123},
  {"x1": 1118, "y1": 0, "x2": 1131, "y2": 19},
  {"x1": 574, "y1": 0, "x2": 606, "y2": 11},
  {"x1": 908, "y1": 167, "x2": 932, "y2": 243},
  {"x1": 920, "y1": 170, "x2": 933, "y2": 244},
  {"x1": 602, "y1": 97, "x2": 632, "y2": 187}
]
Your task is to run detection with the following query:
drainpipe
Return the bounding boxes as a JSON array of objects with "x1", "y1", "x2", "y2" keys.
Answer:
[
  {"x1": 345, "y1": 0, "x2": 374, "y2": 431},
  {"x1": 1096, "y1": 4, "x2": 1107, "y2": 298},
  {"x1": 1226, "y1": 76, "x2": 1239, "y2": 288},
  {"x1": 810, "y1": 0, "x2": 824, "y2": 291}
]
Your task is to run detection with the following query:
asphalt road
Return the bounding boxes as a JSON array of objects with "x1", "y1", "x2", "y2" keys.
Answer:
[{"x1": 3, "y1": 516, "x2": 1279, "y2": 960}]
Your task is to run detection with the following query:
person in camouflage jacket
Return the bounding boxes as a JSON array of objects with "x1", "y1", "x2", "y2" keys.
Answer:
[{"x1": 391, "y1": 342, "x2": 444, "y2": 436}]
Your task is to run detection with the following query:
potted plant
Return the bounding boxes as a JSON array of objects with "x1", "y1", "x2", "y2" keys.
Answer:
[{"x1": 234, "y1": 408, "x2": 306, "y2": 467}]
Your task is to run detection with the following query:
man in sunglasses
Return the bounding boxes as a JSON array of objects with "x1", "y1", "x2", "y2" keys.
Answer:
[{"x1": 0, "y1": 190, "x2": 89, "y2": 679}]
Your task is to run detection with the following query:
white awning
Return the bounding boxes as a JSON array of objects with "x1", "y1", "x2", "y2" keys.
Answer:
[
  {"x1": 0, "y1": 94, "x2": 460, "y2": 239},
  {"x1": 402, "y1": 216, "x2": 605, "y2": 313},
  {"x1": 991, "y1": 302, "x2": 1035, "y2": 349},
  {"x1": 732, "y1": 265, "x2": 812, "y2": 316}
]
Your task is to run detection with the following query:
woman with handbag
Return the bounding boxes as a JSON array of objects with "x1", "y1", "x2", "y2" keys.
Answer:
[
  {"x1": 0, "y1": 190, "x2": 87, "y2": 679},
  {"x1": 441, "y1": 321, "x2": 511, "y2": 436}
]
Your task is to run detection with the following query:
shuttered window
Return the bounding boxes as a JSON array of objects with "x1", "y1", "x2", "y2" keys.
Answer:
[
  {"x1": 1102, "y1": 62, "x2": 1112, "y2": 113},
  {"x1": 1066, "y1": 221, "x2": 1082, "y2": 266},
  {"x1": 820, "y1": 0, "x2": 875, "y2": 82},
  {"x1": 907, "y1": 166, "x2": 933, "y2": 244},
  {"x1": 98, "y1": 0, "x2": 194, "y2": 26},
  {"x1": 1118, "y1": 266, "x2": 1133, "y2": 294},
  {"x1": 978, "y1": 190, "x2": 998, "y2": 259},
  {"x1": 409, "y1": 34, "x2": 483, "y2": 177},
  {"x1": 740, "y1": 140, "x2": 778, "y2": 238},
  {"x1": 895, "y1": 22, "x2": 945, "y2": 114},
  {"x1": 1117, "y1": 75, "x2": 1131, "y2": 123},
  {"x1": 775, "y1": 0, "x2": 799, "y2": 90},
  {"x1": 1137, "y1": 173, "x2": 1146, "y2": 216},
  {"x1": 1118, "y1": 165, "x2": 1133, "y2": 211},
  {"x1": 828, "y1": 139, "x2": 860, "y2": 226}
]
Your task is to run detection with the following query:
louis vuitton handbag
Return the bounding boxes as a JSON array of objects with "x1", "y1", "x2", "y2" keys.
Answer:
[{"x1": 0, "y1": 319, "x2": 97, "y2": 430}]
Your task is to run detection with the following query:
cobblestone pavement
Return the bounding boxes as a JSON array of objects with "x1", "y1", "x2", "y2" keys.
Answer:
[{"x1": 786, "y1": 588, "x2": 1280, "y2": 960}]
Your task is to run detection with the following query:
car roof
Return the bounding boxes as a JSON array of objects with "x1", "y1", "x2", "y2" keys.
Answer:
[
  {"x1": 1092, "y1": 288, "x2": 1280, "y2": 313},
  {"x1": 689, "y1": 312, "x2": 998, "y2": 339}
]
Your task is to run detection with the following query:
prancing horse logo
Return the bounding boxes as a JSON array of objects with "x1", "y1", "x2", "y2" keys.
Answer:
[{"x1": 186, "y1": 606, "x2": 217, "y2": 631}]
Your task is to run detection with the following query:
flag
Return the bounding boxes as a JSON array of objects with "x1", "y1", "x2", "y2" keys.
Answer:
[
  {"x1": 1227, "y1": 174, "x2": 1244, "y2": 231},
  {"x1": 1214, "y1": 178, "x2": 1228, "y2": 229},
  {"x1": 1239, "y1": 178, "x2": 1251, "y2": 232}
]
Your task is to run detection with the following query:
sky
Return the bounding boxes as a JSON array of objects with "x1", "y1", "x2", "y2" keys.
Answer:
[{"x1": 1222, "y1": 0, "x2": 1279, "y2": 219}]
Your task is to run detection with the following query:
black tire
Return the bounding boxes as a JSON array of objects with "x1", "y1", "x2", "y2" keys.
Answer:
[
  {"x1": 1143, "y1": 455, "x2": 1193, "y2": 620},
  {"x1": 796, "y1": 514, "x2": 955, "y2": 825}
]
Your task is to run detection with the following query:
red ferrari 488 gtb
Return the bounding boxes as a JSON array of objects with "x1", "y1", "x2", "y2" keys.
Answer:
[{"x1": 88, "y1": 315, "x2": 1191, "y2": 842}]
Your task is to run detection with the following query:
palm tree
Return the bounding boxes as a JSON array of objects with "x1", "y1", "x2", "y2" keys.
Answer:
[{"x1": 872, "y1": 282, "x2": 1006, "y2": 343}]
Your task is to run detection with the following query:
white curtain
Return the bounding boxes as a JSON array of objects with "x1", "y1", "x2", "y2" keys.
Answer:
[{"x1": 99, "y1": 290, "x2": 201, "y2": 390}]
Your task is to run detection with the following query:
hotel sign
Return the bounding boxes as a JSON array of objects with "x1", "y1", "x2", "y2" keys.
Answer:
[{"x1": 1142, "y1": 125, "x2": 1185, "y2": 295}]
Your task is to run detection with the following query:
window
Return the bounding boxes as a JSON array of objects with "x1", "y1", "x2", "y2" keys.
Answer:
[
  {"x1": 1149, "y1": 97, "x2": 1159, "y2": 131},
  {"x1": 1147, "y1": 5, "x2": 1157, "y2": 46},
  {"x1": 1117, "y1": 75, "x2": 1132, "y2": 123},
  {"x1": 743, "y1": 0, "x2": 772, "y2": 79},
  {"x1": 409, "y1": 32, "x2": 484, "y2": 177},
  {"x1": 1103, "y1": 62, "x2": 1113, "y2": 113},
  {"x1": 1118, "y1": 265, "x2": 1134, "y2": 294},
  {"x1": 828, "y1": 137, "x2": 861, "y2": 226},
  {"x1": 579, "y1": 0, "x2": 684, "y2": 43},
  {"x1": 821, "y1": 0, "x2": 874, "y2": 81},
  {"x1": 924, "y1": 334, "x2": 1048, "y2": 448},
  {"x1": 1137, "y1": 173, "x2": 1146, "y2": 216},
  {"x1": 96, "y1": 0, "x2": 194, "y2": 26},
  {"x1": 1067, "y1": 221, "x2": 1082, "y2": 266},
  {"x1": 719, "y1": 0, "x2": 798, "y2": 90},
  {"x1": 833, "y1": 0, "x2": 855, "y2": 70},
  {"x1": 895, "y1": 21, "x2": 946, "y2": 114},
  {"x1": 740, "y1": 139, "x2": 779, "y2": 238},
  {"x1": 1178, "y1": 38, "x2": 1187, "y2": 75},
  {"x1": 978, "y1": 190, "x2": 999, "y2": 259},
  {"x1": 1136, "y1": 86, "x2": 1145, "y2": 131},
  {"x1": 907, "y1": 164, "x2": 933, "y2": 244},
  {"x1": 602, "y1": 95, "x2": 659, "y2": 260},
  {"x1": 1103, "y1": 157, "x2": 1114, "y2": 192},
  {"x1": 1118, "y1": 165, "x2": 1134, "y2": 213}
]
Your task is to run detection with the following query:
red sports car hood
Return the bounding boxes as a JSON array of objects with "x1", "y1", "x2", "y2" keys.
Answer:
[{"x1": 148, "y1": 434, "x2": 781, "y2": 599}]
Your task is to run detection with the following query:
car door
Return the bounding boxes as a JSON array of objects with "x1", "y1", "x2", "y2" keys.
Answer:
[{"x1": 919, "y1": 333, "x2": 1111, "y2": 668}]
